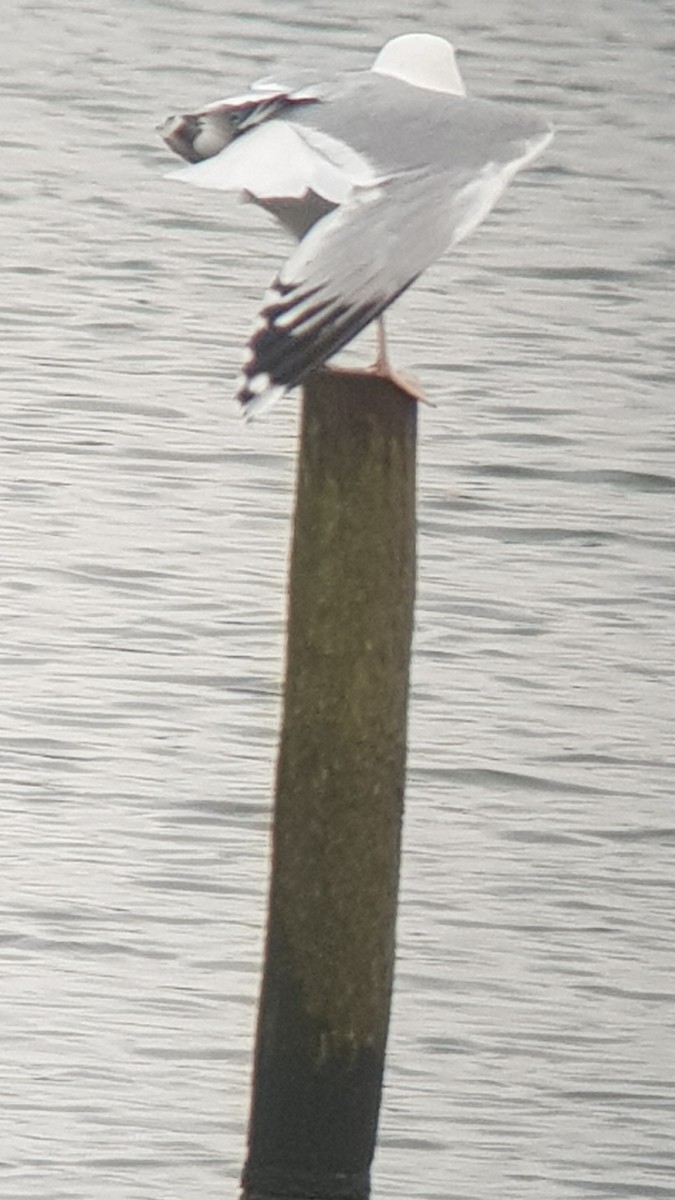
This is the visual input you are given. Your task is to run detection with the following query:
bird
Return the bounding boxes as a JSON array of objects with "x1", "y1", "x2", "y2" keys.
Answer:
[{"x1": 160, "y1": 33, "x2": 552, "y2": 419}]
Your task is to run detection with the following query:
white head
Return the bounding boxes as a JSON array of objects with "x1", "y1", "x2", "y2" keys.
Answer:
[{"x1": 371, "y1": 33, "x2": 465, "y2": 97}]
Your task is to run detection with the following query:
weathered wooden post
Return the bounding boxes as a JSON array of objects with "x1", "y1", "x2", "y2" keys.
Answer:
[{"x1": 241, "y1": 369, "x2": 417, "y2": 1200}]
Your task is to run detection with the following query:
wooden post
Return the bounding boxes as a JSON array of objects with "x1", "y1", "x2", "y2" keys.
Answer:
[{"x1": 242, "y1": 369, "x2": 417, "y2": 1200}]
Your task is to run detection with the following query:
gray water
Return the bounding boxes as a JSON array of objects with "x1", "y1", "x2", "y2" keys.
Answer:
[{"x1": 3, "y1": 0, "x2": 675, "y2": 1197}]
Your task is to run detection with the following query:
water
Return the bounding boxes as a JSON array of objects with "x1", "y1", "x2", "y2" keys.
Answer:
[{"x1": 2, "y1": 0, "x2": 675, "y2": 1197}]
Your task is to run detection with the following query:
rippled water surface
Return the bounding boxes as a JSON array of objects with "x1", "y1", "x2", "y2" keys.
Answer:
[{"x1": 3, "y1": 1, "x2": 675, "y2": 1197}]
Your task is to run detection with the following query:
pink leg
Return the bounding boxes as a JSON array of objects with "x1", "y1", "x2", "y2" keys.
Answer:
[
  {"x1": 374, "y1": 317, "x2": 389, "y2": 374},
  {"x1": 367, "y1": 318, "x2": 431, "y2": 405}
]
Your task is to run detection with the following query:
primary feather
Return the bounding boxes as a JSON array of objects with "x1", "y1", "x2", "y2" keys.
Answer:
[{"x1": 161, "y1": 34, "x2": 552, "y2": 418}]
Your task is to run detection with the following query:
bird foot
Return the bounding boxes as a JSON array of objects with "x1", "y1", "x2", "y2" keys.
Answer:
[
  {"x1": 317, "y1": 363, "x2": 434, "y2": 407},
  {"x1": 365, "y1": 361, "x2": 435, "y2": 407}
]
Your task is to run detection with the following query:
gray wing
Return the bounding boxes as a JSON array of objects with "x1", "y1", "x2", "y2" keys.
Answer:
[
  {"x1": 237, "y1": 107, "x2": 552, "y2": 414},
  {"x1": 236, "y1": 171, "x2": 443, "y2": 410}
]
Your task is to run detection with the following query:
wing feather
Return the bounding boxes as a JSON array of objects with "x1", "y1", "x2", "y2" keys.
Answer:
[
  {"x1": 165, "y1": 119, "x2": 376, "y2": 207},
  {"x1": 238, "y1": 121, "x2": 552, "y2": 416},
  {"x1": 237, "y1": 171, "x2": 437, "y2": 413}
]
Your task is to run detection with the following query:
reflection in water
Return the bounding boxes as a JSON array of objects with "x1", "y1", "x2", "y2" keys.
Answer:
[{"x1": 2, "y1": 2, "x2": 675, "y2": 1199}]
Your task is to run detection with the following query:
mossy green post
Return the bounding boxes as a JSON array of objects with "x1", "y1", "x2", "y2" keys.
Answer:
[{"x1": 242, "y1": 369, "x2": 417, "y2": 1200}]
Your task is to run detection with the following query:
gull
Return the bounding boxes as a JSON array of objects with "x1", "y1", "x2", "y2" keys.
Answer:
[{"x1": 160, "y1": 34, "x2": 552, "y2": 418}]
